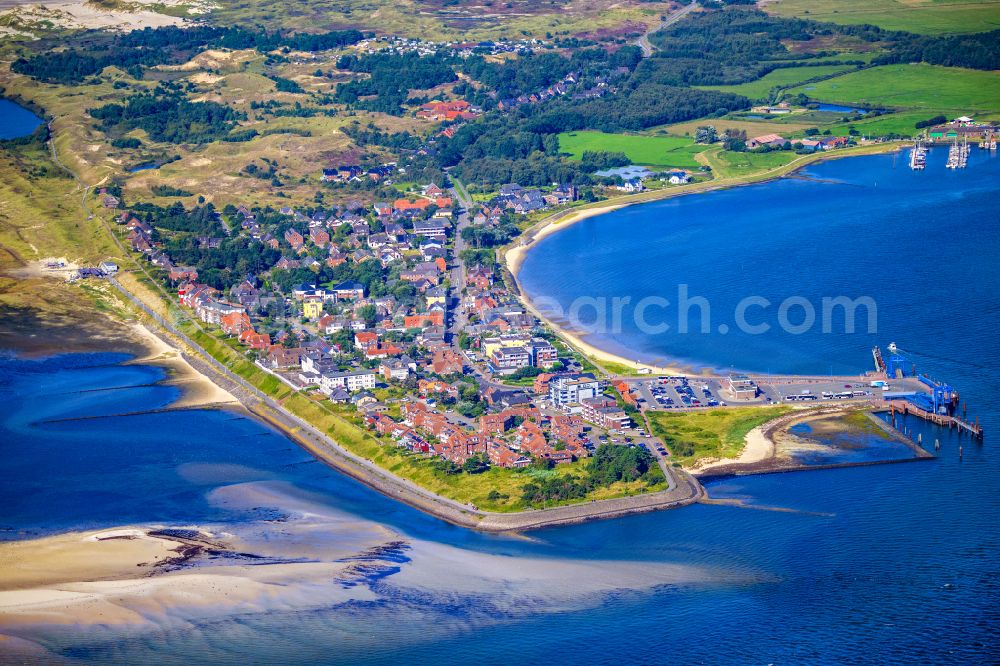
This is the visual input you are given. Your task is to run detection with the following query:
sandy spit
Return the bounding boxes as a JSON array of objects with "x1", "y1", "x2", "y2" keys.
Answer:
[{"x1": 125, "y1": 322, "x2": 238, "y2": 408}]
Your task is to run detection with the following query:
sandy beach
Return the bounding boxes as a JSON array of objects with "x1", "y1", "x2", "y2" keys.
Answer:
[
  {"x1": 688, "y1": 406, "x2": 926, "y2": 477},
  {"x1": 0, "y1": 0, "x2": 189, "y2": 35},
  {"x1": 688, "y1": 423, "x2": 776, "y2": 474},
  {"x1": 505, "y1": 204, "x2": 690, "y2": 377},
  {"x1": 125, "y1": 321, "x2": 238, "y2": 409}
]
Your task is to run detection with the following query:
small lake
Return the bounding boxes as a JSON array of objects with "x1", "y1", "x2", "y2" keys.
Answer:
[
  {"x1": 0, "y1": 98, "x2": 43, "y2": 139},
  {"x1": 815, "y1": 103, "x2": 869, "y2": 115},
  {"x1": 128, "y1": 163, "x2": 160, "y2": 173}
]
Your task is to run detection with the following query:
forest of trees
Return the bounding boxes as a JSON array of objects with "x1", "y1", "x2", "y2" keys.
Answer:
[
  {"x1": 645, "y1": 8, "x2": 886, "y2": 86},
  {"x1": 12, "y1": 26, "x2": 364, "y2": 84},
  {"x1": 89, "y1": 88, "x2": 243, "y2": 144},
  {"x1": 333, "y1": 52, "x2": 457, "y2": 114},
  {"x1": 437, "y1": 78, "x2": 745, "y2": 186},
  {"x1": 875, "y1": 28, "x2": 1000, "y2": 71},
  {"x1": 461, "y1": 45, "x2": 642, "y2": 102}
]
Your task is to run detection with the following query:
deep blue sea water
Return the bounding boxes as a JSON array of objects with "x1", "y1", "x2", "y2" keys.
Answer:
[
  {"x1": 2, "y1": 149, "x2": 998, "y2": 663},
  {"x1": 520, "y1": 147, "x2": 1000, "y2": 377},
  {"x1": 0, "y1": 98, "x2": 43, "y2": 139}
]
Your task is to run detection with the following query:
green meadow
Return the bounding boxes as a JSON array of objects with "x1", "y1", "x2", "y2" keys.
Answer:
[
  {"x1": 558, "y1": 131, "x2": 707, "y2": 169},
  {"x1": 764, "y1": 0, "x2": 1000, "y2": 35},
  {"x1": 826, "y1": 110, "x2": 950, "y2": 138},
  {"x1": 647, "y1": 406, "x2": 791, "y2": 467},
  {"x1": 702, "y1": 149, "x2": 799, "y2": 180},
  {"x1": 787, "y1": 64, "x2": 1000, "y2": 113},
  {"x1": 699, "y1": 64, "x2": 857, "y2": 100}
]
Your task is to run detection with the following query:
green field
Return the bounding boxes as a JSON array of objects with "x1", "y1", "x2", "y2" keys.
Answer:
[
  {"x1": 647, "y1": 406, "x2": 791, "y2": 467},
  {"x1": 558, "y1": 131, "x2": 707, "y2": 169},
  {"x1": 699, "y1": 64, "x2": 857, "y2": 100},
  {"x1": 703, "y1": 149, "x2": 799, "y2": 179},
  {"x1": 826, "y1": 110, "x2": 950, "y2": 138},
  {"x1": 788, "y1": 64, "x2": 1000, "y2": 113},
  {"x1": 765, "y1": 0, "x2": 1000, "y2": 35}
]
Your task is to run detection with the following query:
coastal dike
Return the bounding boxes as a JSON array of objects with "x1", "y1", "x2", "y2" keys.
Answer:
[{"x1": 107, "y1": 279, "x2": 705, "y2": 533}]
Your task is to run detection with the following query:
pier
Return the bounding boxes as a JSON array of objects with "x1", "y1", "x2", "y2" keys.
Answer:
[
  {"x1": 946, "y1": 136, "x2": 970, "y2": 169},
  {"x1": 908, "y1": 141, "x2": 927, "y2": 170},
  {"x1": 883, "y1": 401, "x2": 984, "y2": 440}
]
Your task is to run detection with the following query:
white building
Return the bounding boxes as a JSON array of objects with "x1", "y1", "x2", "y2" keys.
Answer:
[
  {"x1": 319, "y1": 370, "x2": 377, "y2": 394},
  {"x1": 549, "y1": 374, "x2": 601, "y2": 407}
]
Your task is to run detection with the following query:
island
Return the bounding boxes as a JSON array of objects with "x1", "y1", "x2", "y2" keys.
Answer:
[{"x1": 0, "y1": 0, "x2": 996, "y2": 531}]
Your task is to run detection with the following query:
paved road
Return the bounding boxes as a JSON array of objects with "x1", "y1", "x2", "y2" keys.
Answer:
[
  {"x1": 633, "y1": 1, "x2": 698, "y2": 57},
  {"x1": 446, "y1": 176, "x2": 475, "y2": 344}
]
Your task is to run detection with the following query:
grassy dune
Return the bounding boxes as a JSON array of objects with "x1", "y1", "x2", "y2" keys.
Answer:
[
  {"x1": 647, "y1": 406, "x2": 791, "y2": 466},
  {"x1": 0, "y1": 140, "x2": 118, "y2": 267},
  {"x1": 0, "y1": 137, "x2": 137, "y2": 352},
  {"x1": 203, "y1": 0, "x2": 673, "y2": 41}
]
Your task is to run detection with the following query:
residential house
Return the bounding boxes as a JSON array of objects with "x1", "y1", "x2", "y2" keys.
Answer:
[
  {"x1": 488, "y1": 346, "x2": 531, "y2": 374},
  {"x1": 527, "y1": 338, "x2": 558, "y2": 368},
  {"x1": 412, "y1": 219, "x2": 449, "y2": 240},
  {"x1": 318, "y1": 369, "x2": 377, "y2": 394},
  {"x1": 239, "y1": 329, "x2": 271, "y2": 350},
  {"x1": 310, "y1": 227, "x2": 330, "y2": 247},
  {"x1": 265, "y1": 345, "x2": 303, "y2": 369},
  {"x1": 332, "y1": 280, "x2": 366, "y2": 300},
  {"x1": 220, "y1": 311, "x2": 252, "y2": 336},
  {"x1": 380, "y1": 357, "x2": 412, "y2": 381},
  {"x1": 580, "y1": 397, "x2": 631, "y2": 430},
  {"x1": 747, "y1": 134, "x2": 787, "y2": 149},
  {"x1": 430, "y1": 349, "x2": 463, "y2": 375},
  {"x1": 354, "y1": 331, "x2": 379, "y2": 350},
  {"x1": 284, "y1": 228, "x2": 305, "y2": 250},
  {"x1": 302, "y1": 296, "x2": 324, "y2": 320}
]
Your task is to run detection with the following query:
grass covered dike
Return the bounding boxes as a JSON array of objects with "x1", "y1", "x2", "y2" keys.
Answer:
[{"x1": 180, "y1": 321, "x2": 667, "y2": 513}]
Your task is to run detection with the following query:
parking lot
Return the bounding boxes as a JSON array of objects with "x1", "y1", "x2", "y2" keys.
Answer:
[
  {"x1": 633, "y1": 376, "x2": 730, "y2": 411},
  {"x1": 625, "y1": 375, "x2": 929, "y2": 412}
]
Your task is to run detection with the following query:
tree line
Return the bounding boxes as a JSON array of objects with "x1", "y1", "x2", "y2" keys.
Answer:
[
  {"x1": 89, "y1": 88, "x2": 243, "y2": 144},
  {"x1": 12, "y1": 26, "x2": 364, "y2": 84},
  {"x1": 875, "y1": 29, "x2": 1000, "y2": 71},
  {"x1": 333, "y1": 52, "x2": 457, "y2": 115}
]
